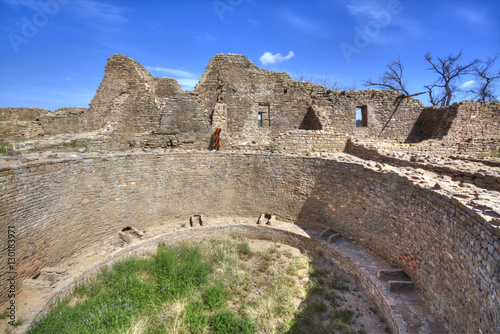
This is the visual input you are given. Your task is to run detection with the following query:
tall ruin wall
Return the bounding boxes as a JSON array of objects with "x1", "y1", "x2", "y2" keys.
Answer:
[
  {"x1": 195, "y1": 54, "x2": 424, "y2": 149},
  {"x1": 1, "y1": 152, "x2": 498, "y2": 333},
  {"x1": 2, "y1": 54, "x2": 498, "y2": 156},
  {"x1": 407, "y1": 101, "x2": 500, "y2": 154}
]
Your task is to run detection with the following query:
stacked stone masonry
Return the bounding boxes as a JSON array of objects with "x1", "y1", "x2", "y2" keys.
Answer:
[
  {"x1": 1, "y1": 53, "x2": 500, "y2": 333},
  {"x1": 346, "y1": 139, "x2": 500, "y2": 192},
  {"x1": 0, "y1": 151, "x2": 499, "y2": 333},
  {"x1": 1, "y1": 54, "x2": 498, "y2": 156}
]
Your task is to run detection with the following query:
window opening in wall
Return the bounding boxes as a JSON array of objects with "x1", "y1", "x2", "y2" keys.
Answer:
[
  {"x1": 356, "y1": 106, "x2": 368, "y2": 127},
  {"x1": 257, "y1": 102, "x2": 270, "y2": 127}
]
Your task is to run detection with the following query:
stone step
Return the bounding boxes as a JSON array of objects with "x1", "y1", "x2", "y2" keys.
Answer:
[
  {"x1": 388, "y1": 280, "x2": 415, "y2": 292},
  {"x1": 377, "y1": 269, "x2": 411, "y2": 281}
]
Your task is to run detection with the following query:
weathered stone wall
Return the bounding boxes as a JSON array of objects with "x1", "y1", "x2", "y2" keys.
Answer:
[
  {"x1": 38, "y1": 108, "x2": 88, "y2": 136},
  {"x1": 153, "y1": 91, "x2": 212, "y2": 149},
  {"x1": 154, "y1": 77, "x2": 181, "y2": 98},
  {"x1": 85, "y1": 54, "x2": 163, "y2": 142},
  {"x1": 195, "y1": 54, "x2": 424, "y2": 149},
  {"x1": 230, "y1": 130, "x2": 347, "y2": 153},
  {"x1": 1, "y1": 152, "x2": 498, "y2": 332},
  {"x1": 0, "y1": 108, "x2": 49, "y2": 141},
  {"x1": 2, "y1": 54, "x2": 498, "y2": 155},
  {"x1": 345, "y1": 139, "x2": 500, "y2": 191},
  {"x1": 0, "y1": 108, "x2": 49, "y2": 122},
  {"x1": 407, "y1": 101, "x2": 500, "y2": 154}
]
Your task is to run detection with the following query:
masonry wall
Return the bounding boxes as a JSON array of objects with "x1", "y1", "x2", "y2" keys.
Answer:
[
  {"x1": 0, "y1": 108, "x2": 49, "y2": 141},
  {"x1": 0, "y1": 152, "x2": 498, "y2": 332},
  {"x1": 38, "y1": 108, "x2": 88, "y2": 136},
  {"x1": 407, "y1": 101, "x2": 500, "y2": 154},
  {"x1": 85, "y1": 54, "x2": 163, "y2": 142},
  {"x1": 195, "y1": 54, "x2": 424, "y2": 149}
]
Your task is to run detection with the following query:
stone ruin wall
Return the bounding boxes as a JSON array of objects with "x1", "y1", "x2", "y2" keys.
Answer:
[
  {"x1": 1, "y1": 53, "x2": 500, "y2": 332},
  {"x1": 0, "y1": 108, "x2": 49, "y2": 141},
  {"x1": 0, "y1": 151, "x2": 498, "y2": 333},
  {"x1": 195, "y1": 54, "x2": 425, "y2": 150},
  {"x1": 407, "y1": 101, "x2": 500, "y2": 154},
  {"x1": 84, "y1": 54, "x2": 162, "y2": 142},
  {"x1": 1, "y1": 53, "x2": 498, "y2": 157},
  {"x1": 38, "y1": 107, "x2": 88, "y2": 136}
]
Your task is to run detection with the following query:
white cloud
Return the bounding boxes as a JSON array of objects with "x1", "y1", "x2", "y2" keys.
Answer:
[
  {"x1": 454, "y1": 8, "x2": 485, "y2": 24},
  {"x1": 145, "y1": 66, "x2": 196, "y2": 78},
  {"x1": 177, "y1": 78, "x2": 199, "y2": 89},
  {"x1": 70, "y1": 0, "x2": 127, "y2": 24},
  {"x1": 282, "y1": 11, "x2": 320, "y2": 31},
  {"x1": 259, "y1": 51, "x2": 295, "y2": 66},
  {"x1": 346, "y1": 1, "x2": 378, "y2": 17},
  {"x1": 459, "y1": 80, "x2": 475, "y2": 90},
  {"x1": 145, "y1": 66, "x2": 198, "y2": 90}
]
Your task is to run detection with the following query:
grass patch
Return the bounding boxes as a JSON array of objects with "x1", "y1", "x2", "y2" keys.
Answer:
[
  {"x1": 183, "y1": 300, "x2": 208, "y2": 333},
  {"x1": 29, "y1": 237, "x2": 374, "y2": 334},
  {"x1": 477, "y1": 149, "x2": 500, "y2": 158},
  {"x1": 0, "y1": 140, "x2": 12, "y2": 155},
  {"x1": 28, "y1": 238, "x2": 312, "y2": 334},
  {"x1": 202, "y1": 284, "x2": 229, "y2": 311},
  {"x1": 0, "y1": 309, "x2": 8, "y2": 320},
  {"x1": 237, "y1": 241, "x2": 251, "y2": 255},
  {"x1": 210, "y1": 309, "x2": 256, "y2": 334},
  {"x1": 334, "y1": 309, "x2": 354, "y2": 325},
  {"x1": 309, "y1": 300, "x2": 328, "y2": 313}
]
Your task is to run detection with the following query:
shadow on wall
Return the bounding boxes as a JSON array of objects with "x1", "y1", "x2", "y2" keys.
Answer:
[
  {"x1": 405, "y1": 107, "x2": 458, "y2": 143},
  {"x1": 299, "y1": 106, "x2": 323, "y2": 130}
]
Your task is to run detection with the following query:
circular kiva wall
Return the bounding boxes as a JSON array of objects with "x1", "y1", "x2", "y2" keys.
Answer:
[{"x1": 0, "y1": 151, "x2": 498, "y2": 333}]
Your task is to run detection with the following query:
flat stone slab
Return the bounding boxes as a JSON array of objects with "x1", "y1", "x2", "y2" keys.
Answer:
[
  {"x1": 22, "y1": 279, "x2": 53, "y2": 292},
  {"x1": 388, "y1": 280, "x2": 415, "y2": 292},
  {"x1": 378, "y1": 269, "x2": 411, "y2": 281}
]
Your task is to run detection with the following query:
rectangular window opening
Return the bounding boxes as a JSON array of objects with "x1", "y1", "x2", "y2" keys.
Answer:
[
  {"x1": 257, "y1": 102, "x2": 270, "y2": 127},
  {"x1": 356, "y1": 106, "x2": 368, "y2": 127}
]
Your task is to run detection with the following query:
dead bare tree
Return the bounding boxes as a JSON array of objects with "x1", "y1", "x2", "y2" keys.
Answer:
[
  {"x1": 364, "y1": 57, "x2": 409, "y2": 95},
  {"x1": 424, "y1": 84, "x2": 446, "y2": 106},
  {"x1": 470, "y1": 54, "x2": 500, "y2": 101},
  {"x1": 425, "y1": 50, "x2": 478, "y2": 106},
  {"x1": 317, "y1": 75, "x2": 356, "y2": 91},
  {"x1": 292, "y1": 70, "x2": 311, "y2": 82},
  {"x1": 292, "y1": 71, "x2": 356, "y2": 91}
]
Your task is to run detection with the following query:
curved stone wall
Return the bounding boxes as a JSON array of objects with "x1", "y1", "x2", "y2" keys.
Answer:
[{"x1": 1, "y1": 151, "x2": 498, "y2": 333}]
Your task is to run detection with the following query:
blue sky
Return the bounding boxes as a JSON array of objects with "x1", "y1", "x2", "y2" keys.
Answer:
[{"x1": 0, "y1": 0, "x2": 499, "y2": 111}]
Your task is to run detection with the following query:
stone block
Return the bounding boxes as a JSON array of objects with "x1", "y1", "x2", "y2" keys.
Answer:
[
  {"x1": 388, "y1": 280, "x2": 415, "y2": 292},
  {"x1": 377, "y1": 269, "x2": 410, "y2": 281},
  {"x1": 22, "y1": 279, "x2": 53, "y2": 291},
  {"x1": 40, "y1": 267, "x2": 68, "y2": 283}
]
